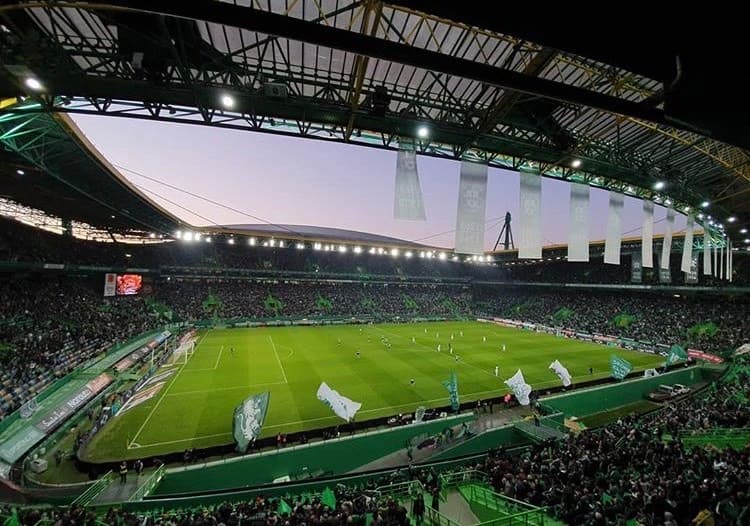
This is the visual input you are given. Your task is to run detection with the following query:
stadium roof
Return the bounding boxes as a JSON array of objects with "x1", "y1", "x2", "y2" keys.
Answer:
[
  {"x1": 0, "y1": 1, "x2": 748, "y2": 235},
  {"x1": 221, "y1": 223, "x2": 428, "y2": 248}
]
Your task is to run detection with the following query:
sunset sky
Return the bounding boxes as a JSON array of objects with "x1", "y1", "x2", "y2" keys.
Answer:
[{"x1": 72, "y1": 114, "x2": 688, "y2": 249}]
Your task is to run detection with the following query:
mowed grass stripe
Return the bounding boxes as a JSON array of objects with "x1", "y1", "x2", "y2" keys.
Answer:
[{"x1": 85, "y1": 321, "x2": 664, "y2": 461}]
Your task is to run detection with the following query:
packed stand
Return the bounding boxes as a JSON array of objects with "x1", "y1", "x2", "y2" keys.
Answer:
[
  {"x1": 0, "y1": 279, "x2": 157, "y2": 418},
  {"x1": 475, "y1": 287, "x2": 750, "y2": 354}
]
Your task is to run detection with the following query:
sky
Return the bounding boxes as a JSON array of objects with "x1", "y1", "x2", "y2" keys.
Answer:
[{"x1": 71, "y1": 114, "x2": 688, "y2": 249}]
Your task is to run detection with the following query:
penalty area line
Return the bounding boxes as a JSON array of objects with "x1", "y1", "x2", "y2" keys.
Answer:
[
  {"x1": 214, "y1": 345, "x2": 224, "y2": 369},
  {"x1": 268, "y1": 335, "x2": 288, "y2": 384}
]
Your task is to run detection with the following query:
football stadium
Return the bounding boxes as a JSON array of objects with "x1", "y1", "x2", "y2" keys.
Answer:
[{"x1": 0, "y1": 3, "x2": 748, "y2": 525}]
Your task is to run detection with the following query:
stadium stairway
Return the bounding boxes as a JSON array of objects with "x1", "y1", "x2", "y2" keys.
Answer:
[{"x1": 512, "y1": 421, "x2": 566, "y2": 443}]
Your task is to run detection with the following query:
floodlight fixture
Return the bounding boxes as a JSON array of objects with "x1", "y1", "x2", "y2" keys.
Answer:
[
  {"x1": 653, "y1": 181, "x2": 665, "y2": 190},
  {"x1": 701, "y1": 201, "x2": 710, "y2": 208},
  {"x1": 740, "y1": 228, "x2": 748, "y2": 234},
  {"x1": 221, "y1": 94, "x2": 235, "y2": 108},
  {"x1": 438, "y1": 252, "x2": 447, "y2": 260},
  {"x1": 25, "y1": 77, "x2": 43, "y2": 91},
  {"x1": 228, "y1": 237, "x2": 235, "y2": 245},
  {"x1": 353, "y1": 246, "x2": 362, "y2": 254},
  {"x1": 570, "y1": 158, "x2": 582, "y2": 169},
  {"x1": 248, "y1": 237, "x2": 256, "y2": 246},
  {"x1": 728, "y1": 216, "x2": 736, "y2": 223},
  {"x1": 417, "y1": 125, "x2": 429, "y2": 139},
  {"x1": 16, "y1": 169, "x2": 24, "y2": 176}
]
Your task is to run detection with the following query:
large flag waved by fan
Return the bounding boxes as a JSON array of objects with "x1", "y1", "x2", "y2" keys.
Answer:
[
  {"x1": 316, "y1": 382, "x2": 362, "y2": 422},
  {"x1": 609, "y1": 355, "x2": 633, "y2": 380},
  {"x1": 232, "y1": 391, "x2": 270, "y2": 453},
  {"x1": 665, "y1": 344, "x2": 688, "y2": 366},
  {"x1": 549, "y1": 360, "x2": 572, "y2": 387},
  {"x1": 442, "y1": 372, "x2": 460, "y2": 411},
  {"x1": 505, "y1": 369, "x2": 532, "y2": 405}
]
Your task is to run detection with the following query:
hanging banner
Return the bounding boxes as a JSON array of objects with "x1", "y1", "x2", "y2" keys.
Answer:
[
  {"x1": 604, "y1": 191, "x2": 624, "y2": 265},
  {"x1": 631, "y1": 252, "x2": 642, "y2": 283},
  {"x1": 454, "y1": 161, "x2": 488, "y2": 255},
  {"x1": 504, "y1": 369, "x2": 532, "y2": 405},
  {"x1": 568, "y1": 182, "x2": 589, "y2": 262},
  {"x1": 316, "y1": 382, "x2": 362, "y2": 422},
  {"x1": 728, "y1": 239, "x2": 733, "y2": 282},
  {"x1": 712, "y1": 236, "x2": 718, "y2": 277},
  {"x1": 703, "y1": 224, "x2": 712, "y2": 275},
  {"x1": 103, "y1": 273, "x2": 117, "y2": 297},
  {"x1": 685, "y1": 254, "x2": 699, "y2": 284},
  {"x1": 719, "y1": 242, "x2": 725, "y2": 280},
  {"x1": 393, "y1": 144, "x2": 426, "y2": 221},
  {"x1": 661, "y1": 207, "x2": 675, "y2": 270},
  {"x1": 519, "y1": 170, "x2": 542, "y2": 259},
  {"x1": 642, "y1": 201, "x2": 654, "y2": 267},
  {"x1": 681, "y1": 215, "x2": 695, "y2": 273}
]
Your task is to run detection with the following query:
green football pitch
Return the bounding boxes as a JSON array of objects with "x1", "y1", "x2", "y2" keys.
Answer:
[{"x1": 83, "y1": 321, "x2": 664, "y2": 462}]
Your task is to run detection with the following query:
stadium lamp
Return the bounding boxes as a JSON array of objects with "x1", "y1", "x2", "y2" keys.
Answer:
[
  {"x1": 24, "y1": 77, "x2": 43, "y2": 91},
  {"x1": 149, "y1": 233, "x2": 156, "y2": 239},
  {"x1": 353, "y1": 246, "x2": 362, "y2": 254},
  {"x1": 269, "y1": 239, "x2": 276, "y2": 247},
  {"x1": 183, "y1": 232, "x2": 193, "y2": 242},
  {"x1": 664, "y1": 199, "x2": 672, "y2": 206},
  {"x1": 296, "y1": 242, "x2": 305, "y2": 250},
  {"x1": 728, "y1": 216, "x2": 737, "y2": 223},
  {"x1": 417, "y1": 125, "x2": 429, "y2": 139},
  {"x1": 405, "y1": 251, "x2": 413, "y2": 258},
  {"x1": 390, "y1": 248, "x2": 400, "y2": 257},
  {"x1": 626, "y1": 186, "x2": 633, "y2": 193},
  {"x1": 338, "y1": 245, "x2": 347, "y2": 253},
  {"x1": 175, "y1": 230, "x2": 182, "y2": 239},
  {"x1": 16, "y1": 169, "x2": 24, "y2": 176},
  {"x1": 740, "y1": 228, "x2": 748, "y2": 234},
  {"x1": 228, "y1": 237, "x2": 235, "y2": 245},
  {"x1": 313, "y1": 243, "x2": 322, "y2": 250},
  {"x1": 368, "y1": 247, "x2": 376, "y2": 254},
  {"x1": 684, "y1": 206, "x2": 690, "y2": 212},
  {"x1": 438, "y1": 252, "x2": 447, "y2": 260},
  {"x1": 745, "y1": 238, "x2": 750, "y2": 243},
  {"x1": 125, "y1": 253, "x2": 131, "y2": 258},
  {"x1": 698, "y1": 213, "x2": 705, "y2": 220},
  {"x1": 701, "y1": 200, "x2": 710, "y2": 208},
  {"x1": 248, "y1": 237, "x2": 256, "y2": 246},
  {"x1": 452, "y1": 255, "x2": 459, "y2": 261},
  {"x1": 570, "y1": 158, "x2": 582, "y2": 169},
  {"x1": 205, "y1": 237, "x2": 212, "y2": 243},
  {"x1": 221, "y1": 94, "x2": 235, "y2": 108},
  {"x1": 653, "y1": 181, "x2": 666, "y2": 190}
]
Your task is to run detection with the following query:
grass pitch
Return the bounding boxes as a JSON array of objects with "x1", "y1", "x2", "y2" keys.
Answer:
[{"x1": 83, "y1": 321, "x2": 664, "y2": 461}]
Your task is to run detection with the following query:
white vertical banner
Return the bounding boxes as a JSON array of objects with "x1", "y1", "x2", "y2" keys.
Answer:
[
  {"x1": 393, "y1": 145, "x2": 426, "y2": 220},
  {"x1": 454, "y1": 161, "x2": 488, "y2": 255},
  {"x1": 729, "y1": 239, "x2": 733, "y2": 282},
  {"x1": 518, "y1": 171, "x2": 543, "y2": 259},
  {"x1": 661, "y1": 207, "x2": 674, "y2": 270},
  {"x1": 713, "y1": 237, "x2": 718, "y2": 277},
  {"x1": 604, "y1": 191, "x2": 624, "y2": 265},
  {"x1": 703, "y1": 224, "x2": 712, "y2": 275},
  {"x1": 568, "y1": 183, "x2": 590, "y2": 262},
  {"x1": 681, "y1": 215, "x2": 695, "y2": 273},
  {"x1": 642, "y1": 200, "x2": 654, "y2": 268},
  {"x1": 719, "y1": 241, "x2": 725, "y2": 280}
]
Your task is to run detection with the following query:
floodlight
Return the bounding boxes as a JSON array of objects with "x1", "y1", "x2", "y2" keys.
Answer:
[
  {"x1": 390, "y1": 248, "x2": 399, "y2": 257},
  {"x1": 228, "y1": 237, "x2": 235, "y2": 245},
  {"x1": 221, "y1": 94, "x2": 235, "y2": 108},
  {"x1": 314, "y1": 243, "x2": 322, "y2": 250},
  {"x1": 745, "y1": 238, "x2": 750, "y2": 243},
  {"x1": 206, "y1": 237, "x2": 212, "y2": 243},
  {"x1": 25, "y1": 77, "x2": 43, "y2": 91},
  {"x1": 653, "y1": 181, "x2": 665, "y2": 190},
  {"x1": 296, "y1": 243, "x2": 305, "y2": 250},
  {"x1": 195, "y1": 233, "x2": 202, "y2": 242},
  {"x1": 249, "y1": 237, "x2": 256, "y2": 246},
  {"x1": 16, "y1": 169, "x2": 24, "y2": 176},
  {"x1": 353, "y1": 246, "x2": 362, "y2": 254},
  {"x1": 405, "y1": 251, "x2": 413, "y2": 258},
  {"x1": 417, "y1": 126, "x2": 429, "y2": 139},
  {"x1": 684, "y1": 206, "x2": 690, "y2": 212},
  {"x1": 728, "y1": 216, "x2": 736, "y2": 223},
  {"x1": 183, "y1": 232, "x2": 193, "y2": 242},
  {"x1": 740, "y1": 228, "x2": 748, "y2": 234},
  {"x1": 149, "y1": 233, "x2": 156, "y2": 239},
  {"x1": 438, "y1": 252, "x2": 447, "y2": 260},
  {"x1": 175, "y1": 230, "x2": 182, "y2": 239},
  {"x1": 701, "y1": 201, "x2": 710, "y2": 208},
  {"x1": 664, "y1": 199, "x2": 672, "y2": 206},
  {"x1": 571, "y1": 159, "x2": 582, "y2": 169},
  {"x1": 339, "y1": 245, "x2": 347, "y2": 253},
  {"x1": 368, "y1": 247, "x2": 376, "y2": 254},
  {"x1": 125, "y1": 253, "x2": 131, "y2": 258}
]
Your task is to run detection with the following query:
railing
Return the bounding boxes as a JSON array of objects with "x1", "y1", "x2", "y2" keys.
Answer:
[
  {"x1": 679, "y1": 427, "x2": 750, "y2": 450},
  {"x1": 425, "y1": 506, "x2": 462, "y2": 526},
  {"x1": 70, "y1": 470, "x2": 113, "y2": 506},
  {"x1": 375, "y1": 479, "x2": 423, "y2": 501},
  {"x1": 465, "y1": 485, "x2": 548, "y2": 526},
  {"x1": 129, "y1": 464, "x2": 166, "y2": 501}
]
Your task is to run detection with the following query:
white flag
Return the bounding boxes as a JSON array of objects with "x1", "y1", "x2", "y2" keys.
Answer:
[
  {"x1": 549, "y1": 360, "x2": 572, "y2": 387},
  {"x1": 316, "y1": 382, "x2": 362, "y2": 422},
  {"x1": 504, "y1": 369, "x2": 532, "y2": 406}
]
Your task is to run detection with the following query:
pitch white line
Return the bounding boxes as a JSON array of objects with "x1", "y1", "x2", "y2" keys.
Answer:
[
  {"x1": 128, "y1": 331, "x2": 209, "y2": 448},
  {"x1": 214, "y1": 345, "x2": 224, "y2": 369},
  {"x1": 165, "y1": 381, "x2": 288, "y2": 397},
  {"x1": 268, "y1": 335, "x2": 288, "y2": 384}
]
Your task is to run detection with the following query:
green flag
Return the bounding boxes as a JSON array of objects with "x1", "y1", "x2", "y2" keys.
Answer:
[
  {"x1": 277, "y1": 499, "x2": 292, "y2": 515},
  {"x1": 321, "y1": 487, "x2": 337, "y2": 510},
  {"x1": 665, "y1": 344, "x2": 688, "y2": 366},
  {"x1": 601, "y1": 492, "x2": 613, "y2": 505},
  {"x1": 442, "y1": 372, "x2": 460, "y2": 411},
  {"x1": 232, "y1": 392, "x2": 270, "y2": 453},
  {"x1": 3, "y1": 511, "x2": 20, "y2": 526},
  {"x1": 609, "y1": 355, "x2": 633, "y2": 380}
]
